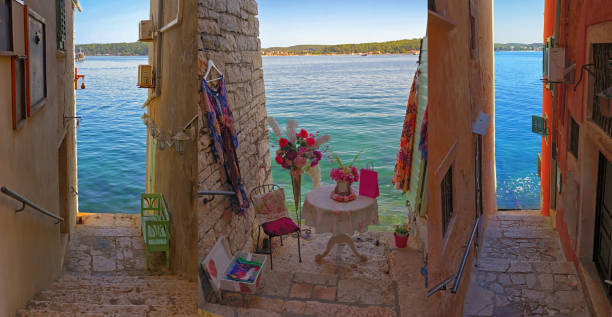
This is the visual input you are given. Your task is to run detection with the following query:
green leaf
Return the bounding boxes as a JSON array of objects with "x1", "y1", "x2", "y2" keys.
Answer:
[{"x1": 349, "y1": 150, "x2": 364, "y2": 167}]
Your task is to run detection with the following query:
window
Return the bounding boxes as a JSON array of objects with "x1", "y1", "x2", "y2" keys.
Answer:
[
  {"x1": 0, "y1": 0, "x2": 12, "y2": 51},
  {"x1": 28, "y1": 9, "x2": 46, "y2": 110},
  {"x1": 591, "y1": 43, "x2": 612, "y2": 137},
  {"x1": 569, "y1": 116, "x2": 579, "y2": 159},
  {"x1": 441, "y1": 166, "x2": 453, "y2": 235},
  {"x1": 12, "y1": 56, "x2": 26, "y2": 129},
  {"x1": 469, "y1": 0, "x2": 477, "y2": 59},
  {"x1": 56, "y1": 0, "x2": 65, "y2": 50}
]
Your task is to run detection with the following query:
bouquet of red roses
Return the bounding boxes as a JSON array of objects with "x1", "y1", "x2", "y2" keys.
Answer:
[{"x1": 269, "y1": 119, "x2": 329, "y2": 175}]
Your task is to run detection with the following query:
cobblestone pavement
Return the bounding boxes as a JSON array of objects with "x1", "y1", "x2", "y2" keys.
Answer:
[
  {"x1": 463, "y1": 210, "x2": 590, "y2": 317},
  {"x1": 17, "y1": 213, "x2": 197, "y2": 317},
  {"x1": 201, "y1": 231, "x2": 428, "y2": 317}
]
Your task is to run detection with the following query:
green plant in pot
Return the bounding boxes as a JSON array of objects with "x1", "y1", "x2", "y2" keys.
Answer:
[{"x1": 394, "y1": 223, "x2": 410, "y2": 248}]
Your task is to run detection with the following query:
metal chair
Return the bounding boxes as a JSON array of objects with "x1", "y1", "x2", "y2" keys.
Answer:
[{"x1": 250, "y1": 184, "x2": 302, "y2": 270}]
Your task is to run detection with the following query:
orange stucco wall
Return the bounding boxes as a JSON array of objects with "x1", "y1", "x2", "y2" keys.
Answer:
[
  {"x1": 546, "y1": 0, "x2": 612, "y2": 314},
  {"x1": 427, "y1": 0, "x2": 496, "y2": 315}
]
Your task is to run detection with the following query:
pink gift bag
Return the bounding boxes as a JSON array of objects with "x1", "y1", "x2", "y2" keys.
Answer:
[{"x1": 359, "y1": 163, "x2": 380, "y2": 198}]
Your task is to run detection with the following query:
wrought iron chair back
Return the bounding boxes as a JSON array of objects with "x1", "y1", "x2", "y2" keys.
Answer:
[{"x1": 249, "y1": 184, "x2": 302, "y2": 269}]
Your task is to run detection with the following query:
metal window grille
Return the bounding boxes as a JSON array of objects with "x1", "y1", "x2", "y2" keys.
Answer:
[
  {"x1": 592, "y1": 43, "x2": 612, "y2": 137},
  {"x1": 0, "y1": 0, "x2": 11, "y2": 51},
  {"x1": 569, "y1": 117, "x2": 579, "y2": 159},
  {"x1": 56, "y1": 0, "x2": 65, "y2": 50},
  {"x1": 441, "y1": 166, "x2": 453, "y2": 236}
]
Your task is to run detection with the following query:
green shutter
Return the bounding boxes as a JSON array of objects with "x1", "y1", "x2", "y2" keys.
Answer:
[
  {"x1": 532, "y1": 115, "x2": 548, "y2": 135},
  {"x1": 56, "y1": 0, "x2": 65, "y2": 50}
]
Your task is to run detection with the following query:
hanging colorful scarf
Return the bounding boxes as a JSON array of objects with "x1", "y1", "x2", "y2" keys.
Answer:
[
  {"x1": 393, "y1": 70, "x2": 420, "y2": 193},
  {"x1": 200, "y1": 75, "x2": 249, "y2": 215},
  {"x1": 419, "y1": 106, "x2": 428, "y2": 160}
]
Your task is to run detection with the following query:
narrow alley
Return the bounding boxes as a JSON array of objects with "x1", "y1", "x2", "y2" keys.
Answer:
[
  {"x1": 463, "y1": 210, "x2": 590, "y2": 317},
  {"x1": 16, "y1": 213, "x2": 197, "y2": 316}
]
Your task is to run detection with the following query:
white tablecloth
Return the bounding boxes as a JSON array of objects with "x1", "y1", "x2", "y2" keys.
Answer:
[{"x1": 302, "y1": 185, "x2": 379, "y2": 235}]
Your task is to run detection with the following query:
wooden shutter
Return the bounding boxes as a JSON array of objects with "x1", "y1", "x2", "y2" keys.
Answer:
[
  {"x1": 56, "y1": 0, "x2": 65, "y2": 50},
  {"x1": 532, "y1": 115, "x2": 548, "y2": 135}
]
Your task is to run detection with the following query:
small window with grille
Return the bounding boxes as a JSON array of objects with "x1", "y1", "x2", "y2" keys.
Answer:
[
  {"x1": 0, "y1": 0, "x2": 12, "y2": 51},
  {"x1": 469, "y1": 0, "x2": 477, "y2": 59},
  {"x1": 569, "y1": 117, "x2": 579, "y2": 159},
  {"x1": 441, "y1": 166, "x2": 453, "y2": 236},
  {"x1": 56, "y1": 0, "x2": 65, "y2": 50}
]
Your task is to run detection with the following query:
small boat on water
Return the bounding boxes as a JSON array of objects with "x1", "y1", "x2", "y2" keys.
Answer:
[
  {"x1": 76, "y1": 49, "x2": 85, "y2": 62},
  {"x1": 361, "y1": 53, "x2": 368, "y2": 56}
]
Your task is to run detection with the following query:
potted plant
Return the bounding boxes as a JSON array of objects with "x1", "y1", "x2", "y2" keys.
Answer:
[{"x1": 394, "y1": 223, "x2": 410, "y2": 248}]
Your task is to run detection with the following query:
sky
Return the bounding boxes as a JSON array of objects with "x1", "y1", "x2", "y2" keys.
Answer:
[
  {"x1": 74, "y1": 0, "x2": 150, "y2": 44},
  {"x1": 494, "y1": 0, "x2": 544, "y2": 44},
  {"x1": 74, "y1": 0, "x2": 543, "y2": 46}
]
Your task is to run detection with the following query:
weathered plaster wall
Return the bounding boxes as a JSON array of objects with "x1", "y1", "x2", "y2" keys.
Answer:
[
  {"x1": 426, "y1": 0, "x2": 495, "y2": 315},
  {"x1": 147, "y1": 0, "x2": 199, "y2": 279},
  {"x1": 0, "y1": 1, "x2": 76, "y2": 315},
  {"x1": 545, "y1": 0, "x2": 612, "y2": 314},
  {"x1": 196, "y1": 0, "x2": 270, "y2": 268}
]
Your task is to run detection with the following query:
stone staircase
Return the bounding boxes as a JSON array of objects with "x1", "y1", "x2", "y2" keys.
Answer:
[
  {"x1": 463, "y1": 210, "x2": 590, "y2": 317},
  {"x1": 16, "y1": 213, "x2": 197, "y2": 317}
]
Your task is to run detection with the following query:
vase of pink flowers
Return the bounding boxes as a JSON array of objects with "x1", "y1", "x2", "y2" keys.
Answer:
[{"x1": 329, "y1": 151, "x2": 362, "y2": 202}]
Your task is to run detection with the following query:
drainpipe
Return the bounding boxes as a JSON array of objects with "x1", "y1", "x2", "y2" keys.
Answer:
[{"x1": 155, "y1": 0, "x2": 163, "y2": 96}]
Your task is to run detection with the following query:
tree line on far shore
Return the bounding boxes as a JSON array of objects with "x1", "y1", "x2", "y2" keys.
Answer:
[
  {"x1": 494, "y1": 43, "x2": 543, "y2": 51},
  {"x1": 73, "y1": 40, "x2": 544, "y2": 56},
  {"x1": 263, "y1": 39, "x2": 423, "y2": 55},
  {"x1": 76, "y1": 42, "x2": 149, "y2": 56}
]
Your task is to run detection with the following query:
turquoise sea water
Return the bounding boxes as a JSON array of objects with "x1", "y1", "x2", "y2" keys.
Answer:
[
  {"x1": 77, "y1": 52, "x2": 541, "y2": 220},
  {"x1": 494, "y1": 52, "x2": 542, "y2": 209},
  {"x1": 76, "y1": 56, "x2": 148, "y2": 213}
]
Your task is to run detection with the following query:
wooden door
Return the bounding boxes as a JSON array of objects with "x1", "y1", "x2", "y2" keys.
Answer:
[{"x1": 594, "y1": 153, "x2": 612, "y2": 299}]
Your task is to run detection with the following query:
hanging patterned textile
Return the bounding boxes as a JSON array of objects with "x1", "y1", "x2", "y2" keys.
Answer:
[
  {"x1": 419, "y1": 106, "x2": 428, "y2": 160},
  {"x1": 393, "y1": 70, "x2": 420, "y2": 193},
  {"x1": 200, "y1": 75, "x2": 249, "y2": 215}
]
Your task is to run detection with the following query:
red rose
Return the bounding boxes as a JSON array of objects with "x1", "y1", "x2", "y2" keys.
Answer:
[
  {"x1": 299, "y1": 129, "x2": 308, "y2": 138},
  {"x1": 275, "y1": 155, "x2": 284, "y2": 165},
  {"x1": 279, "y1": 138, "x2": 289, "y2": 147},
  {"x1": 306, "y1": 137, "x2": 315, "y2": 146}
]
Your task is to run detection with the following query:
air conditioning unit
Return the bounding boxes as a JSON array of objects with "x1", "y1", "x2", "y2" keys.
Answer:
[
  {"x1": 546, "y1": 47, "x2": 565, "y2": 83},
  {"x1": 137, "y1": 65, "x2": 154, "y2": 88},
  {"x1": 139, "y1": 20, "x2": 154, "y2": 42}
]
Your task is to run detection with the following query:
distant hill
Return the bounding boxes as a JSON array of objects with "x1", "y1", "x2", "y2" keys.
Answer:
[
  {"x1": 494, "y1": 43, "x2": 543, "y2": 51},
  {"x1": 262, "y1": 39, "x2": 423, "y2": 55},
  {"x1": 75, "y1": 42, "x2": 149, "y2": 56}
]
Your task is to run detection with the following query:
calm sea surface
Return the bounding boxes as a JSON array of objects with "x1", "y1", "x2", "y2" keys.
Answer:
[{"x1": 77, "y1": 52, "x2": 541, "y2": 222}]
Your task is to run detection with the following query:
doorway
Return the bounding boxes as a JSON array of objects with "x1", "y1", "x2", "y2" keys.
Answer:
[{"x1": 594, "y1": 152, "x2": 612, "y2": 299}]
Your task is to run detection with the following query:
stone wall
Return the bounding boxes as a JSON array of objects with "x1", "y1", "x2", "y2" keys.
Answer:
[{"x1": 196, "y1": 0, "x2": 271, "y2": 261}]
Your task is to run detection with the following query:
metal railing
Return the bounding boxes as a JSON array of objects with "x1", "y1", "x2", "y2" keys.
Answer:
[
  {"x1": 427, "y1": 216, "x2": 480, "y2": 297},
  {"x1": 1, "y1": 186, "x2": 64, "y2": 224},
  {"x1": 197, "y1": 190, "x2": 236, "y2": 204}
]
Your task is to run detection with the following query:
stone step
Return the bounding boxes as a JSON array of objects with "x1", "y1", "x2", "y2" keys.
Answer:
[
  {"x1": 475, "y1": 258, "x2": 576, "y2": 274},
  {"x1": 22, "y1": 300, "x2": 196, "y2": 316},
  {"x1": 34, "y1": 289, "x2": 196, "y2": 306},
  {"x1": 17, "y1": 309, "x2": 198, "y2": 317},
  {"x1": 51, "y1": 278, "x2": 195, "y2": 287},
  {"x1": 47, "y1": 282, "x2": 195, "y2": 294}
]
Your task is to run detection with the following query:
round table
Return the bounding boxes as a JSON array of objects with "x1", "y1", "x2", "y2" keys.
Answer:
[{"x1": 302, "y1": 185, "x2": 379, "y2": 261}]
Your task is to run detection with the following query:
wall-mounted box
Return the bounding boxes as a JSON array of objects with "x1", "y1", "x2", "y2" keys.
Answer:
[
  {"x1": 137, "y1": 65, "x2": 154, "y2": 88},
  {"x1": 139, "y1": 20, "x2": 154, "y2": 42},
  {"x1": 547, "y1": 47, "x2": 565, "y2": 83}
]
